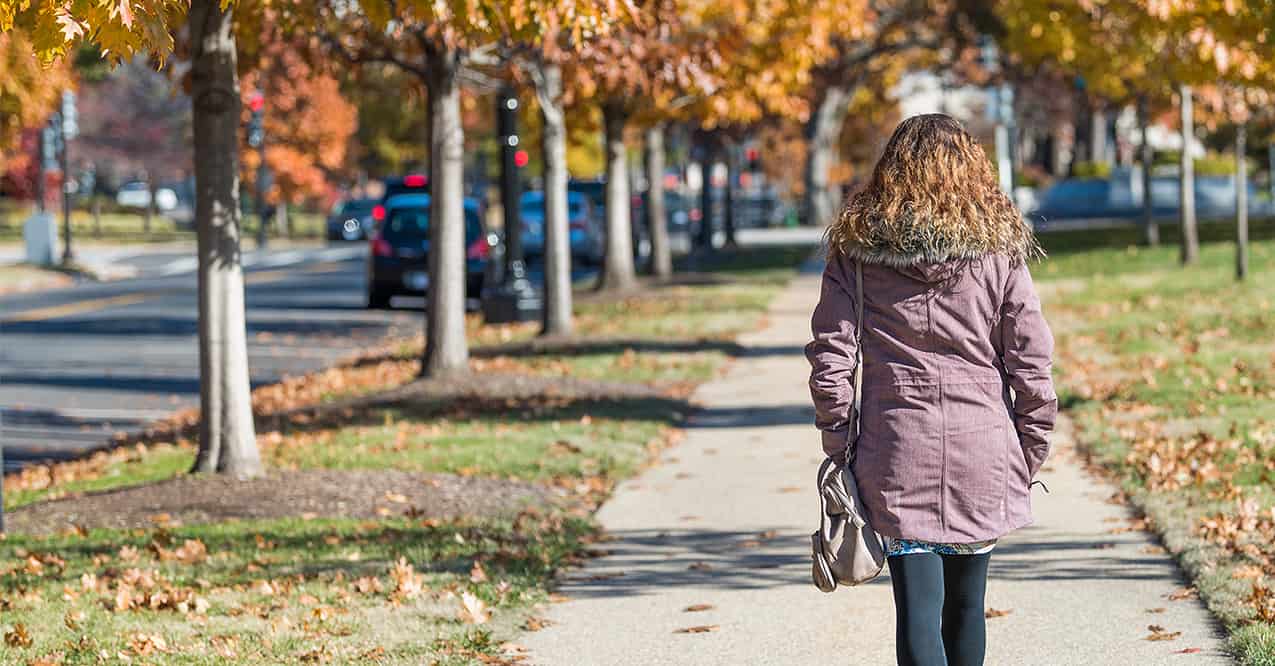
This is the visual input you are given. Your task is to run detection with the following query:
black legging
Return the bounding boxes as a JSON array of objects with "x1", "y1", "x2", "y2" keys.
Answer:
[{"x1": 887, "y1": 551, "x2": 991, "y2": 666}]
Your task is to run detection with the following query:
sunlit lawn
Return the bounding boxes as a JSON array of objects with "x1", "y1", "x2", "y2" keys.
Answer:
[
  {"x1": 1, "y1": 242, "x2": 810, "y2": 664},
  {"x1": 1038, "y1": 219, "x2": 1275, "y2": 664}
]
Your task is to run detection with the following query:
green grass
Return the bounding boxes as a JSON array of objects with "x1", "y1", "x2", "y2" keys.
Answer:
[
  {"x1": 1, "y1": 241, "x2": 811, "y2": 664},
  {"x1": 0, "y1": 203, "x2": 325, "y2": 243},
  {"x1": 0, "y1": 515, "x2": 593, "y2": 664},
  {"x1": 266, "y1": 400, "x2": 676, "y2": 483},
  {"x1": 5, "y1": 445, "x2": 194, "y2": 511},
  {"x1": 1036, "y1": 223, "x2": 1275, "y2": 665}
]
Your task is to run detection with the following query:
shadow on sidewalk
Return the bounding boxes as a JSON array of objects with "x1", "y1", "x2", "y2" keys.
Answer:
[{"x1": 555, "y1": 525, "x2": 1204, "y2": 602}]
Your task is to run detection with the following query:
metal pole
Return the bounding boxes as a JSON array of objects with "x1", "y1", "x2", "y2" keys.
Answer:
[
  {"x1": 498, "y1": 88, "x2": 524, "y2": 281},
  {"x1": 34, "y1": 122, "x2": 46, "y2": 210},
  {"x1": 60, "y1": 116, "x2": 74, "y2": 263}
]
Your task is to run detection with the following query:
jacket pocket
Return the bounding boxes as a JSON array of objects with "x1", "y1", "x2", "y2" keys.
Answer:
[{"x1": 944, "y1": 423, "x2": 1010, "y2": 534}]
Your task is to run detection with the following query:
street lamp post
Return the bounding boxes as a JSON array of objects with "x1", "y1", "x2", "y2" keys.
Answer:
[{"x1": 482, "y1": 87, "x2": 541, "y2": 323}]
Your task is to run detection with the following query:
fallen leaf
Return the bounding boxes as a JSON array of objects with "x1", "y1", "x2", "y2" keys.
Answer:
[
  {"x1": 684, "y1": 604, "x2": 715, "y2": 612},
  {"x1": 1146, "y1": 607, "x2": 1166, "y2": 614},
  {"x1": 673, "y1": 625, "x2": 719, "y2": 634},
  {"x1": 4, "y1": 623, "x2": 32, "y2": 647},
  {"x1": 459, "y1": 591, "x2": 490, "y2": 625},
  {"x1": 984, "y1": 608, "x2": 1013, "y2": 618},
  {"x1": 1168, "y1": 587, "x2": 1198, "y2": 601},
  {"x1": 1146, "y1": 625, "x2": 1181, "y2": 641},
  {"x1": 688, "y1": 562, "x2": 713, "y2": 571},
  {"x1": 523, "y1": 616, "x2": 553, "y2": 631},
  {"x1": 1174, "y1": 648, "x2": 1203, "y2": 654},
  {"x1": 470, "y1": 561, "x2": 489, "y2": 583}
]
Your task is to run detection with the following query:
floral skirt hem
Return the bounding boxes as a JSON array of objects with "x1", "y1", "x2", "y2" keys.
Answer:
[{"x1": 885, "y1": 537, "x2": 997, "y2": 557}]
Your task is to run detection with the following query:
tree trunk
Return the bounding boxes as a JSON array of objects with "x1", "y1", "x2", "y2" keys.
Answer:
[
  {"x1": 145, "y1": 177, "x2": 156, "y2": 234},
  {"x1": 598, "y1": 100, "x2": 635, "y2": 291},
  {"x1": 1236, "y1": 123, "x2": 1248, "y2": 281},
  {"x1": 532, "y1": 61, "x2": 573, "y2": 337},
  {"x1": 1178, "y1": 84, "x2": 1199, "y2": 265},
  {"x1": 277, "y1": 200, "x2": 289, "y2": 238},
  {"x1": 92, "y1": 196, "x2": 102, "y2": 238},
  {"x1": 1137, "y1": 98, "x2": 1159, "y2": 246},
  {"x1": 1090, "y1": 107, "x2": 1107, "y2": 164},
  {"x1": 803, "y1": 85, "x2": 850, "y2": 226},
  {"x1": 423, "y1": 47, "x2": 469, "y2": 376},
  {"x1": 644, "y1": 124, "x2": 672, "y2": 280},
  {"x1": 188, "y1": 0, "x2": 263, "y2": 478}
]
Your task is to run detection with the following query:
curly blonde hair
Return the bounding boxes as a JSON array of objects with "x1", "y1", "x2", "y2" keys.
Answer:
[{"x1": 826, "y1": 113, "x2": 1042, "y2": 266}]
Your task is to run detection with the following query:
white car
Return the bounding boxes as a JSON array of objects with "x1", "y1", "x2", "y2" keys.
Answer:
[{"x1": 116, "y1": 181, "x2": 178, "y2": 211}]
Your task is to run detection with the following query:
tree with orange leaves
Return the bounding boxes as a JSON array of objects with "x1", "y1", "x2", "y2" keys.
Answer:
[{"x1": 239, "y1": 42, "x2": 357, "y2": 225}]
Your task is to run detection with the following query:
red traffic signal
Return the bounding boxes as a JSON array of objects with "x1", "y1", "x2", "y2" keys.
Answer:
[
  {"x1": 745, "y1": 147, "x2": 759, "y2": 161},
  {"x1": 248, "y1": 91, "x2": 265, "y2": 113},
  {"x1": 514, "y1": 150, "x2": 529, "y2": 168}
]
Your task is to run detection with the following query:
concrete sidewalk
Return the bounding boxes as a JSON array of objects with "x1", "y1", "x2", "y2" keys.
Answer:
[{"x1": 521, "y1": 267, "x2": 1231, "y2": 665}]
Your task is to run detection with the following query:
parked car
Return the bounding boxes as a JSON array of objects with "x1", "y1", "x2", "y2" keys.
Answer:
[
  {"x1": 1030, "y1": 170, "x2": 1267, "y2": 227},
  {"x1": 366, "y1": 193, "x2": 494, "y2": 309},
  {"x1": 517, "y1": 190, "x2": 603, "y2": 264},
  {"x1": 380, "y1": 174, "x2": 430, "y2": 203},
  {"x1": 116, "y1": 181, "x2": 178, "y2": 211},
  {"x1": 327, "y1": 197, "x2": 377, "y2": 242}
]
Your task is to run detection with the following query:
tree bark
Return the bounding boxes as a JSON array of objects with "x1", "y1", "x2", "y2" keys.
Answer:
[
  {"x1": 423, "y1": 46, "x2": 469, "y2": 376},
  {"x1": 1178, "y1": 84, "x2": 1199, "y2": 265},
  {"x1": 1137, "y1": 98, "x2": 1159, "y2": 246},
  {"x1": 531, "y1": 61, "x2": 573, "y2": 337},
  {"x1": 277, "y1": 200, "x2": 289, "y2": 238},
  {"x1": 188, "y1": 0, "x2": 263, "y2": 478},
  {"x1": 1090, "y1": 107, "x2": 1107, "y2": 164},
  {"x1": 1236, "y1": 123, "x2": 1248, "y2": 281},
  {"x1": 803, "y1": 85, "x2": 850, "y2": 226},
  {"x1": 145, "y1": 177, "x2": 156, "y2": 234},
  {"x1": 644, "y1": 124, "x2": 672, "y2": 280},
  {"x1": 598, "y1": 100, "x2": 635, "y2": 291}
]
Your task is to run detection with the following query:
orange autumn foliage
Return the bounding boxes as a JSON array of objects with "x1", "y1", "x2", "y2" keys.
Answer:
[{"x1": 239, "y1": 42, "x2": 356, "y2": 206}]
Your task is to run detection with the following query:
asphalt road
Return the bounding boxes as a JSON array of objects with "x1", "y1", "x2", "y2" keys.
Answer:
[
  {"x1": 0, "y1": 244, "x2": 429, "y2": 472},
  {"x1": 0, "y1": 227, "x2": 811, "y2": 473}
]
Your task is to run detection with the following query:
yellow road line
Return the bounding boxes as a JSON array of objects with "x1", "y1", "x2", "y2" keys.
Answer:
[
  {"x1": 2, "y1": 261, "x2": 353, "y2": 323},
  {"x1": 1, "y1": 293, "x2": 150, "y2": 323}
]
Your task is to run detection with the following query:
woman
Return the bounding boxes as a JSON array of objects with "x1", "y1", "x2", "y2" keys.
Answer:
[{"x1": 806, "y1": 114, "x2": 1057, "y2": 666}]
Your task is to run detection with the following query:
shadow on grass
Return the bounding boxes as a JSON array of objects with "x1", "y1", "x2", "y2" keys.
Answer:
[{"x1": 0, "y1": 516, "x2": 597, "y2": 596}]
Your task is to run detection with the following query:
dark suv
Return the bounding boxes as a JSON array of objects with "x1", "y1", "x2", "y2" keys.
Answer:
[{"x1": 366, "y1": 194, "x2": 493, "y2": 309}]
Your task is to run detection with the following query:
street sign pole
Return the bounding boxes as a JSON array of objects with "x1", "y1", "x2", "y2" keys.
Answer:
[
  {"x1": 248, "y1": 90, "x2": 268, "y2": 248},
  {"x1": 59, "y1": 91, "x2": 78, "y2": 264},
  {"x1": 60, "y1": 119, "x2": 73, "y2": 263}
]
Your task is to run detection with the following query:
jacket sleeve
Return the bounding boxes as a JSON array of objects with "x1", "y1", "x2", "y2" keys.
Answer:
[
  {"x1": 998, "y1": 261, "x2": 1058, "y2": 479},
  {"x1": 804, "y1": 255, "x2": 860, "y2": 459}
]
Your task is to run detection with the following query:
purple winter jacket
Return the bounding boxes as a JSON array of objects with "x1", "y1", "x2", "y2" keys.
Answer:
[{"x1": 806, "y1": 251, "x2": 1057, "y2": 542}]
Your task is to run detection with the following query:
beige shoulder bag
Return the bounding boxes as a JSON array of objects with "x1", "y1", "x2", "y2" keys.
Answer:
[{"x1": 811, "y1": 260, "x2": 886, "y2": 591}]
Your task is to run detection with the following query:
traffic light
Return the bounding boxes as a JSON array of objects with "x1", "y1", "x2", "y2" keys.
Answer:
[
  {"x1": 745, "y1": 147, "x2": 760, "y2": 172},
  {"x1": 247, "y1": 90, "x2": 265, "y2": 148},
  {"x1": 514, "y1": 150, "x2": 529, "y2": 168}
]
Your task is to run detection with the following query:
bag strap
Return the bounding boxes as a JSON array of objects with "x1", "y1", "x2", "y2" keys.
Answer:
[{"x1": 846, "y1": 261, "x2": 865, "y2": 465}]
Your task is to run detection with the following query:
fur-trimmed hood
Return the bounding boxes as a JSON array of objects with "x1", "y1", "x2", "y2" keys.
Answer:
[{"x1": 829, "y1": 210, "x2": 1042, "y2": 270}]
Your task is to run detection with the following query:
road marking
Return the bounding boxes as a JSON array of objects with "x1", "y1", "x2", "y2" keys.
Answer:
[
  {"x1": 3, "y1": 260, "x2": 353, "y2": 322},
  {"x1": 260, "y1": 250, "x2": 304, "y2": 267},
  {"x1": 0, "y1": 293, "x2": 150, "y2": 323},
  {"x1": 158, "y1": 256, "x2": 199, "y2": 276}
]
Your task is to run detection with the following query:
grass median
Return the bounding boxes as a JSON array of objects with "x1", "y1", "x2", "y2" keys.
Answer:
[
  {"x1": 0, "y1": 243, "x2": 809, "y2": 664},
  {"x1": 1038, "y1": 221, "x2": 1275, "y2": 666}
]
